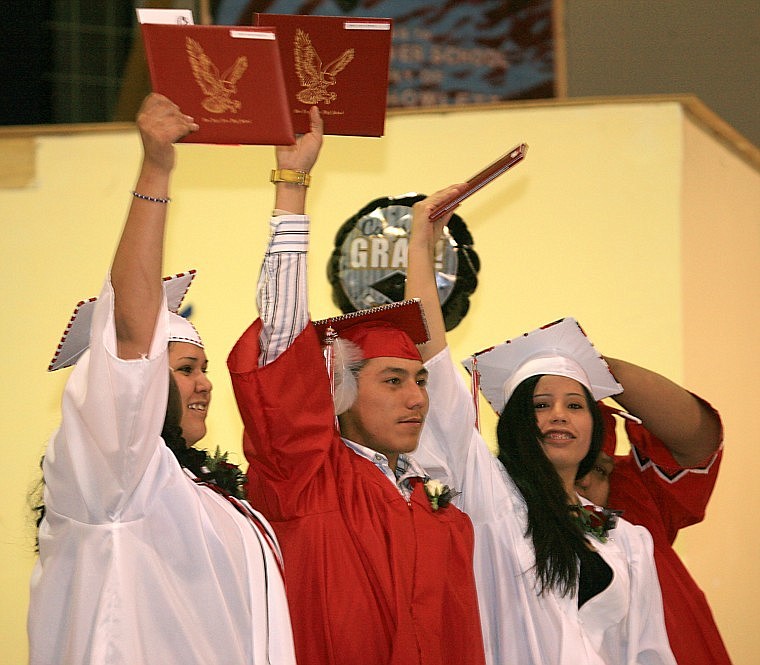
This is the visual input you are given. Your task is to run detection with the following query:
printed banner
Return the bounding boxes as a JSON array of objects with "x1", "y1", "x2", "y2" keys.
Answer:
[{"x1": 233, "y1": 0, "x2": 565, "y2": 109}]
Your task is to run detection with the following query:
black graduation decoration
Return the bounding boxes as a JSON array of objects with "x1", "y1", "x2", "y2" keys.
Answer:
[{"x1": 327, "y1": 193, "x2": 479, "y2": 331}]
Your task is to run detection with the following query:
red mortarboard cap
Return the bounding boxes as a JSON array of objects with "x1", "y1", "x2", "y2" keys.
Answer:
[
  {"x1": 312, "y1": 299, "x2": 429, "y2": 361},
  {"x1": 48, "y1": 271, "x2": 198, "y2": 371}
]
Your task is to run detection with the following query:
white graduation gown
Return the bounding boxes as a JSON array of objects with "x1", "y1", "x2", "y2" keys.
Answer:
[
  {"x1": 28, "y1": 279, "x2": 296, "y2": 665},
  {"x1": 413, "y1": 347, "x2": 677, "y2": 665}
]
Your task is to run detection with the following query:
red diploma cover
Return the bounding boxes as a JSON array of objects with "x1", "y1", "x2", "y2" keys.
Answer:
[
  {"x1": 253, "y1": 14, "x2": 393, "y2": 137},
  {"x1": 140, "y1": 23, "x2": 296, "y2": 145},
  {"x1": 429, "y1": 143, "x2": 529, "y2": 221}
]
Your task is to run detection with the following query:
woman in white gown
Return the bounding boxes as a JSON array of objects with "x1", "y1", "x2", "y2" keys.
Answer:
[
  {"x1": 405, "y1": 185, "x2": 677, "y2": 665},
  {"x1": 28, "y1": 94, "x2": 298, "y2": 665}
]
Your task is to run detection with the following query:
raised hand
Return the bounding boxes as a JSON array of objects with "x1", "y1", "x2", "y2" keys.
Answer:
[
  {"x1": 410, "y1": 184, "x2": 468, "y2": 253},
  {"x1": 272, "y1": 105, "x2": 324, "y2": 215},
  {"x1": 405, "y1": 183, "x2": 466, "y2": 359},
  {"x1": 137, "y1": 93, "x2": 199, "y2": 176},
  {"x1": 276, "y1": 105, "x2": 324, "y2": 173}
]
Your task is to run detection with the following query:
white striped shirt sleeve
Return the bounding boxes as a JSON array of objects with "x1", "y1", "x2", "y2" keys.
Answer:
[{"x1": 257, "y1": 215, "x2": 310, "y2": 366}]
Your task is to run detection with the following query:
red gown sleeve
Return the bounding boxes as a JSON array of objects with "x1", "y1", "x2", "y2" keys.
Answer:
[
  {"x1": 609, "y1": 410, "x2": 722, "y2": 544},
  {"x1": 228, "y1": 318, "x2": 340, "y2": 520}
]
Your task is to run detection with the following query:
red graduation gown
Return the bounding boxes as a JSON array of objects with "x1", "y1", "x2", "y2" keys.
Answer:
[
  {"x1": 228, "y1": 320, "x2": 486, "y2": 665},
  {"x1": 609, "y1": 418, "x2": 731, "y2": 665}
]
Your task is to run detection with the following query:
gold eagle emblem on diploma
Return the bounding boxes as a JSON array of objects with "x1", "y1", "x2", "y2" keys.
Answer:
[
  {"x1": 186, "y1": 37, "x2": 248, "y2": 113},
  {"x1": 294, "y1": 29, "x2": 354, "y2": 105}
]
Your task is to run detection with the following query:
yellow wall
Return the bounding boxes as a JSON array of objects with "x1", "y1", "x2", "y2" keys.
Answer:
[
  {"x1": 2, "y1": 98, "x2": 757, "y2": 663},
  {"x1": 679, "y1": 118, "x2": 760, "y2": 661}
]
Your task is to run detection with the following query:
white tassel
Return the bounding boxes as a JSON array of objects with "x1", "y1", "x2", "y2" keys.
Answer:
[{"x1": 329, "y1": 337, "x2": 363, "y2": 415}]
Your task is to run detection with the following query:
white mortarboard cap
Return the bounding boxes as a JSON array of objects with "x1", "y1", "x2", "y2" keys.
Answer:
[
  {"x1": 168, "y1": 312, "x2": 203, "y2": 348},
  {"x1": 48, "y1": 271, "x2": 200, "y2": 371},
  {"x1": 462, "y1": 317, "x2": 622, "y2": 414}
]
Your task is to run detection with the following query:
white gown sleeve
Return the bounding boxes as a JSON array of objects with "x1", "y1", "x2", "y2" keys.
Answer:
[
  {"x1": 618, "y1": 521, "x2": 678, "y2": 664},
  {"x1": 416, "y1": 345, "x2": 516, "y2": 528},
  {"x1": 42, "y1": 276, "x2": 170, "y2": 523},
  {"x1": 415, "y1": 346, "x2": 479, "y2": 489}
]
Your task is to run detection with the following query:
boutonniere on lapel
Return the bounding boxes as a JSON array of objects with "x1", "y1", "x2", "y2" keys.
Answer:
[
  {"x1": 569, "y1": 504, "x2": 623, "y2": 543},
  {"x1": 424, "y1": 479, "x2": 461, "y2": 511}
]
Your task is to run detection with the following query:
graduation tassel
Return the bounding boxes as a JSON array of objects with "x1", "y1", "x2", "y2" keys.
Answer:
[
  {"x1": 471, "y1": 355, "x2": 481, "y2": 432},
  {"x1": 323, "y1": 325, "x2": 338, "y2": 428}
]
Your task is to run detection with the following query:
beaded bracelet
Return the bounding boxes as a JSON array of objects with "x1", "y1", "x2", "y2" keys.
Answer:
[{"x1": 131, "y1": 190, "x2": 171, "y2": 204}]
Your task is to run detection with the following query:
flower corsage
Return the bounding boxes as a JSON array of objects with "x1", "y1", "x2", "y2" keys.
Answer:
[
  {"x1": 424, "y1": 479, "x2": 461, "y2": 511},
  {"x1": 201, "y1": 446, "x2": 248, "y2": 500},
  {"x1": 569, "y1": 504, "x2": 623, "y2": 543}
]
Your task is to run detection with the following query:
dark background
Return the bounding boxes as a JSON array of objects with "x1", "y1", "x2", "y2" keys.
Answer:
[{"x1": 2, "y1": 1, "x2": 758, "y2": 147}]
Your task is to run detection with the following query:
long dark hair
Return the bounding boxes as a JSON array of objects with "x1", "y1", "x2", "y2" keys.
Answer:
[
  {"x1": 496, "y1": 374, "x2": 604, "y2": 596},
  {"x1": 161, "y1": 371, "x2": 207, "y2": 476},
  {"x1": 162, "y1": 373, "x2": 247, "y2": 498}
]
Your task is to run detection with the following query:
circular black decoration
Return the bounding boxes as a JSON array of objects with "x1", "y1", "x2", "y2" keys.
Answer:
[{"x1": 327, "y1": 193, "x2": 480, "y2": 331}]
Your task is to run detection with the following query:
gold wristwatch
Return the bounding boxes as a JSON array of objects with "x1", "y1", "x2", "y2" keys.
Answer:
[{"x1": 270, "y1": 169, "x2": 311, "y2": 187}]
